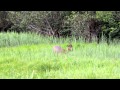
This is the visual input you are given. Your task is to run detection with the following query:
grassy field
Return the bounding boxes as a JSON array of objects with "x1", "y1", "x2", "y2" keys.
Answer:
[{"x1": 0, "y1": 32, "x2": 120, "y2": 79}]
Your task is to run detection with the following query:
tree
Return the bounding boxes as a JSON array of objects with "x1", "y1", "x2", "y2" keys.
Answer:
[{"x1": 0, "y1": 11, "x2": 14, "y2": 32}]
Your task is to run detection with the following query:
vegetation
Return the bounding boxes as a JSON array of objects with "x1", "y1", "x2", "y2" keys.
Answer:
[
  {"x1": 0, "y1": 11, "x2": 120, "y2": 42},
  {"x1": 0, "y1": 11, "x2": 120, "y2": 78},
  {"x1": 0, "y1": 32, "x2": 120, "y2": 79}
]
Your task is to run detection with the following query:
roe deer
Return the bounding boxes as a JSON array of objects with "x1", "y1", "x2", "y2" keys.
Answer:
[
  {"x1": 67, "y1": 44, "x2": 73, "y2": 51},
  {"x1": 53, "y1": 46, "x2": 66, "y2": 53},
  {"x1": 53, "y1": 44, "x2": 73, "y2": 54}
]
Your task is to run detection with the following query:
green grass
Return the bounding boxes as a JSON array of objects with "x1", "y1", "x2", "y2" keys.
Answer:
[{"x1": 0, "y1": 32, "x2": 120, "y2": 79}]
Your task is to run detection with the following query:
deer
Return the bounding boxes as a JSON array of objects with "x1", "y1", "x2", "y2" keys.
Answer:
[
  {"x1": 53, "y1": 44, "x2": 73, "y2": 54},
  {"x1": 67, "y1": 44, "x2": 73, "y2": 51}
]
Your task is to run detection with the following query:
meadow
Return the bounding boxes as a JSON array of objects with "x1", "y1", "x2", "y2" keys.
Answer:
[{"x1": 0, "y1": 32, "x2": 120, "y2": 79}]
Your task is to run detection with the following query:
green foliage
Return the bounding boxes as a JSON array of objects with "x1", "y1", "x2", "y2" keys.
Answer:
[
  {"x1": 0, "y1": 32, "x2": 83, "y2": 47},
  {"x1": 96, "y1": 11, "x2": 120, "y2": 40},
  {"x1": 96, "y1": 11, "x2": 114, "y2": 23},
  {"x1": 0, "y1": 33, "x2": 120, "y2": 78},
  {"x1": 8, "y1": 11, "x2": 49, "y2": 32},
  {"x1": 66, "y1": 11, "x2": 93, "y2": 36},
  {"x1": 0, "y1": 11, "x2": 120, "y2": 42},
  {"x1": 3, "y1": 11, "x2": 98, "y2": 38},
  {"x1": 0, "y1": 32, "x2": 49, "y2": 47}
]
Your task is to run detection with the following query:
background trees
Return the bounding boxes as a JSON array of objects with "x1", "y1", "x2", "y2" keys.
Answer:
[{"x1": 0, "y1": 11, "x2": 120, "y2": 43}]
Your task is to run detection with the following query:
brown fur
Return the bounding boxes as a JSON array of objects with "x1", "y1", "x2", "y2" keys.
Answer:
[
  {"x1": 53, "y1": 46, "x2": 64, "y2": 53},
  {"x1": 53, "y1": 44, "x2": 73, "y2": 54},
  {"x1": 67, "y1": 44, "x2": 73, "y2": 51}
]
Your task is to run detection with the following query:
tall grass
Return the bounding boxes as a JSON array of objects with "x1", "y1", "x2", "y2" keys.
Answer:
[
  {"x1": 0, "y1": 32, "x2": 120, "y2": 79},
  {"x1": 0, "y1": 32, "x2": 82, "y2": 47}
]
